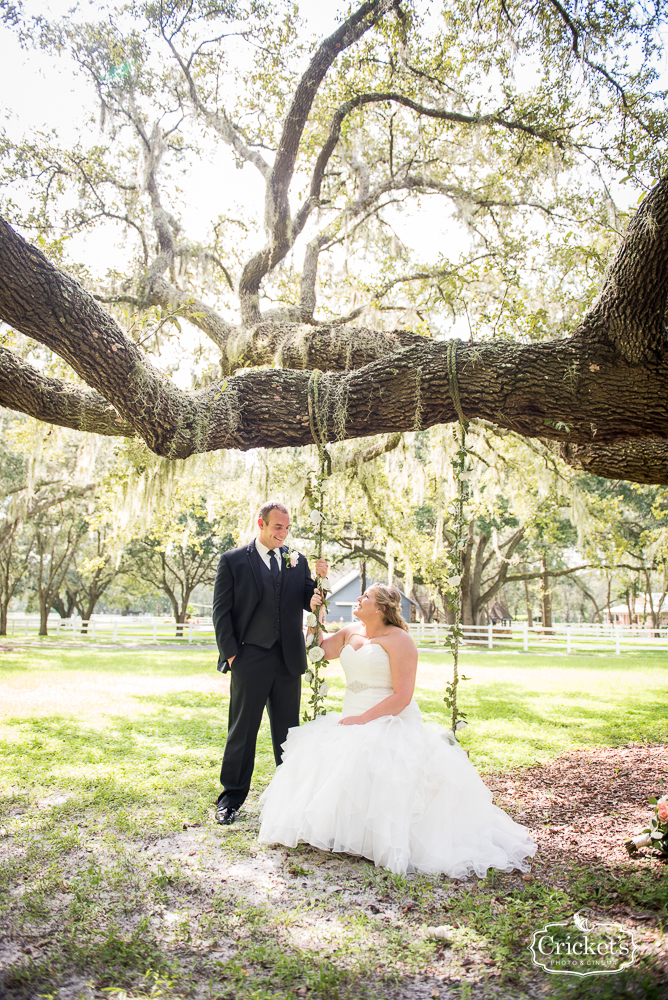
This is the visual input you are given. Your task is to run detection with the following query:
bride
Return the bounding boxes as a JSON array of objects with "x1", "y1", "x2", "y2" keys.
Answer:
[{"x1": 258, "y1": 583, "x2": 536, "y2": 877}]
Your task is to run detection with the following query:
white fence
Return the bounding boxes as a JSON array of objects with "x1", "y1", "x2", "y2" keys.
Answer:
[
  {"x1": 408, "y1": 621, "x2": 668, "y2": 655},
  {"x1": 5, "y1": 613, "x2": 216, "y2": 644},
  {"x1": 6, "y1": 614, "x2": 668, "y2": 654}
]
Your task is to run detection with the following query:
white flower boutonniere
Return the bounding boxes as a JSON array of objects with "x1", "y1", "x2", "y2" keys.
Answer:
[{"x1": 282, "y1": 547, "x2": 299, "y2": 570}]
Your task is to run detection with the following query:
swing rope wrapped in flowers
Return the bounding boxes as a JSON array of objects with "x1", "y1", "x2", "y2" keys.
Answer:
[{"x1": 303, "y1": 363, "x2": 471, "y2": 734}]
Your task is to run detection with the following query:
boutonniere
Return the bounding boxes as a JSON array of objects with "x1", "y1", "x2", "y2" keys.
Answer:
[{"x1": 282, "y1": 546, "x2": 299, "y2": 569}]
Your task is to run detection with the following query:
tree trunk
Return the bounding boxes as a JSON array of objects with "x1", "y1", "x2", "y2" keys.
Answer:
[
  {"x1": 524, "y1": 578, "x2": 534, "y2": 628},
  {"x1": 39, "y1": 596, "x2": 50, "y2": 636},
  {"x1": 625, "y1": 587, "x2": 634, "y2": 627},
  {"x1": 643, "y1": 567, "x2": 662, "y2": 635},
  {"x1": 540, "y1": 556, "x2": 552, "y2": 630},
  {"x1": 81, "y1": 595, "x2": 102, "y2": 633},
  {"x1": 175, "y1": 605, "x2": 189, "y2": 638}
]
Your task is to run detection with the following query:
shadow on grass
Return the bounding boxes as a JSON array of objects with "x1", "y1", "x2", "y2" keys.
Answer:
[{"x1": 546, "y1": 958, "x2": 667, "y2": 999}]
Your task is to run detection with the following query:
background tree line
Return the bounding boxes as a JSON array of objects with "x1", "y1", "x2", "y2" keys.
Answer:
[{"x1": 2, "y1": 409, "x2": 668, "y2": 634}]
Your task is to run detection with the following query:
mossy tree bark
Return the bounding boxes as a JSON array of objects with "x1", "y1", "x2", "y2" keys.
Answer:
[{"x1": 4, "y1": 181, "x2": 668, "y2": 476}]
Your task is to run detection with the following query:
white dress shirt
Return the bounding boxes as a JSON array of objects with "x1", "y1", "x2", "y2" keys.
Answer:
[{"x1": 256, "y1": 538, "x2": 281, "y2": 573}]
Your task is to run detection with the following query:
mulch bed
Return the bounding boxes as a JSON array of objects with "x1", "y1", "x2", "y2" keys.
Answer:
[{"x1": 487, "y1": 742, "x2": 667, "y2": 875}]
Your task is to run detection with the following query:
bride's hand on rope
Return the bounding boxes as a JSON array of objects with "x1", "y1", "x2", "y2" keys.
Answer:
[{"x1": 309, "y1": 592, "x2": 326, "y2": 624}]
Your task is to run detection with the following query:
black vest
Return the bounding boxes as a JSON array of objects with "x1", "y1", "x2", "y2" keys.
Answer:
[{"x1": 244, "y1": 553, "x2": 282, "y2": 647}]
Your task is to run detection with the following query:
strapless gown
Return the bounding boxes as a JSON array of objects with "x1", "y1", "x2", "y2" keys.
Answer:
[{"x1": 258, "y1": 642, "x2": 537, "y2": 876}]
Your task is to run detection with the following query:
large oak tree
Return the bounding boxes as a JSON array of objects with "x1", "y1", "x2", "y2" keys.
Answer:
[{"x1": 1, "y1": 0, "x2": 668, "y2": 481}]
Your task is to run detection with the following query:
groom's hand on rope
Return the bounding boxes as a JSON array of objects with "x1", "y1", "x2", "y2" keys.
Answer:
[{"x1": 315, "y1": 557, "x2": 328, "y2": 578}]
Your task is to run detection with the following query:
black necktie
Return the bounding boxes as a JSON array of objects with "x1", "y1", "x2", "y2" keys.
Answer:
[{"x1": 269, "y1": 549, "x2": 280, "y2": 580}]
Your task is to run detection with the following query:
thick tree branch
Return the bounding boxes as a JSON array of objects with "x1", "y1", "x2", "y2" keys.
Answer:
[
  {"x1": 5, "y1": 210, "x2": 668, "y2": 464},
  {"x1": 221, "y1": 321, "x2": 427, "y2": 374},
  {"x1": 238, "y1": 0, "x2": 397, "y2": 324},
  {"x1": 0, "y1": 346, "x2": 135, "y2": 436},
  {"x1": 340, "y1": 432, "x2": 403, "y2": 469},
  {"x1": 504, "y1": 564, "x2": 591, "y2": 583},
  {"x1": 579, "y1": 178, "x2": 668, "y2": 362},
  {"x1": 560, "y1": 439, "x2": 668, "y2": 485},
  {"x1": 475, "y1": 527, "x2": 525, "y2": 611},
  {"x1": 147, "y1": 275, "x2": 231, "y2": 352}
]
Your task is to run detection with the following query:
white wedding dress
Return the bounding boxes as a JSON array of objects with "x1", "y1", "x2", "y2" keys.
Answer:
[{"x1": 258, "y1": 642, "x2": 537, "y2": 876}]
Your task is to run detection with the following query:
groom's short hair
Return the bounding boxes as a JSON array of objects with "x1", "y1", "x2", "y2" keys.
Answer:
[{"x1": 258, "y1": 500, "x2": 289, "y2": 524}]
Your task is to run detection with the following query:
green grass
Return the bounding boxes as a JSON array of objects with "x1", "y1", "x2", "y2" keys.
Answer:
[
  {"x1": 0, "y1": 646, "x2": 666, "y2": 999},
  {"x1": 416, "y1": 649, "x2": 668, "y2": 771}
]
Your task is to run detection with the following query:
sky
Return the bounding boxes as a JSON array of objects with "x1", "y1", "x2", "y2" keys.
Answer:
[
  {"x1": 2, "y1": 0, "x2": 653, "y2": 378},
  {"x1": 0, "y1": 1, "x2": 467, "y2": 385},
  {"x1": 0, "y1": 0, "x2": 353, "y2": 257},
  {"x1": 0, "y1": 0, "x2": 457, "y2": 272}
]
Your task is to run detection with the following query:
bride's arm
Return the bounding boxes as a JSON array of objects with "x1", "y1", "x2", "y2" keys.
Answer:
[{"x1": 339, "y1": 631, "x2": 418, "y2": 726}]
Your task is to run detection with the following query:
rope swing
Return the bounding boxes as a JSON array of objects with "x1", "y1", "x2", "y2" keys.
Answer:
[
  {"x1": 444, "y1": 340, "x2": 469, "y2": 737},
  {"x1": 304, "y1": 372, "x2": 332, "y2": 720}
]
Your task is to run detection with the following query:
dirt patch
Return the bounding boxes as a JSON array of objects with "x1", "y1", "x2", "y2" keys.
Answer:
[
  {"x1": 0, "y1": 670, "x2": 229, "y2": 721},
  {"x1": 2, "y1": 744, "x2": 667, "y2": 999}
]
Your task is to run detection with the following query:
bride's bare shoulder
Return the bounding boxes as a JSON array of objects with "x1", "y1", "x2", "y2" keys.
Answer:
[{"x1": 385, "y1": 625, "x2": 417, "y2": 649}]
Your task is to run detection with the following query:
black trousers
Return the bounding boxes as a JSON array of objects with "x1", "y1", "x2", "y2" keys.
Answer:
[{"x1": 218, "y1": 642, "x2": 301, "y2": 809}]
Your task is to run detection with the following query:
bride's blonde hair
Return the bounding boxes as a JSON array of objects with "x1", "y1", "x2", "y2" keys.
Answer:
[{"x1": 371, "y1": 584, "x2": 410, "y2": 632}]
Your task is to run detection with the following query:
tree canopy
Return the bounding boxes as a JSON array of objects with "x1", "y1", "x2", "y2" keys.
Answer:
[{"x1": 1, "y1": 0, "x2": 668, "y2": 481}]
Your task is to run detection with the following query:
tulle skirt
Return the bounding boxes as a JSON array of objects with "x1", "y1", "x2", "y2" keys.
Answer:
[{"x1": 258, "y1": 708, "x2": 537, "y2": 877}]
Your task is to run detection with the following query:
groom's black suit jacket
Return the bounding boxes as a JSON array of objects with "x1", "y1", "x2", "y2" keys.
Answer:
[{"x1": 212, "y1": 539, "x2": 316, "y2": 676}]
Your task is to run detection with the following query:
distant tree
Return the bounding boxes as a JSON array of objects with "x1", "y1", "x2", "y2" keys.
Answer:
[
  {"x1": 54, "y1": 526, "x2": 127, "y2": 630},
  {"x1": 29, "y1": 503, "x2": 87, "y2": 635},
  {"x1": 0, "y1": 527, "x2": 33, "y2": 635},
  {"x1": 124, "y1": 503, "x2": 233, "y2": 634}
]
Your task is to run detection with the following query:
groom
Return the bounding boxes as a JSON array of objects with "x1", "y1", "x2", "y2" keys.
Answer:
[{"x1": 212, "y1": 501, "x2": 328, "y2": 825}]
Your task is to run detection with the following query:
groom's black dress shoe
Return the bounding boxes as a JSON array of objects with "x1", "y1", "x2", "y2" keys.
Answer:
[{"x1": 215, "y1": 804, "x2": 237, "y2": 826}]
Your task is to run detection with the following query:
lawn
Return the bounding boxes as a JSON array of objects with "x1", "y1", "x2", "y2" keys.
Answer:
[{"x1": 0, "y1": 643, "x2": 666, "y2": 1000}]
